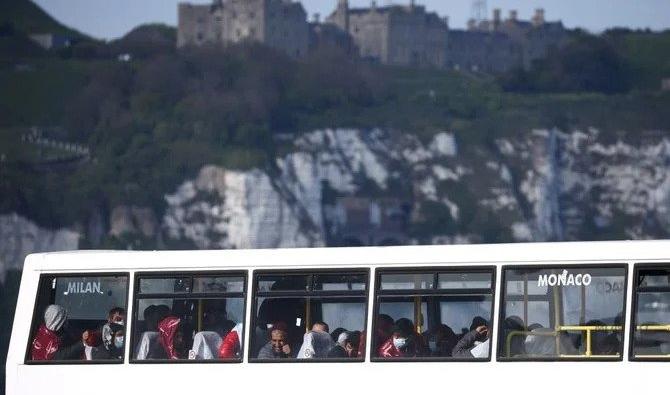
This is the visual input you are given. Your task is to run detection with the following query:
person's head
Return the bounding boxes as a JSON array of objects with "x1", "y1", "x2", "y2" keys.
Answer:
[
  {"x1": 311, "y1": 321, "x2": 329, "y2": 333},
  {"x1": 331, "y1": 327, "x2": 346, "y2": 343},
  {"x1": 391, "y1": 318, "x2": 414, "y2": 350},
  {"x1": 343, "y1": 331, "x2": 361, "y2": 357},
  {"x1": 108, "y1": 307, "x2": 126, "y2": 326},
  {"x1": 376, "y1": 314, "x2": 394, "y2": 335},
  {"x1": 143, "y1": 305, "x2": 158, "y2": 331},
  {"x1": 155, "y1": 305, "x2": 171, "y2": 323},
  {"x1": 270, "y1": 328, "x2": 288, "y2": 354},
  {"x1": 44, "y1": 305, "x2": 67, "y2": 332},
  {"x1": 108, "y1": 323, "x2": 125, "y2": 350},
  {"x1": 470, "y1": 316, "x2": 487, "y2": 332}
]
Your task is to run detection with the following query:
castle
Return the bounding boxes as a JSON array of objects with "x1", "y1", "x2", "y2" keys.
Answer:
[
  {"x1": 177, "y1": 0, "x2": 309, "y2": 58},
  {"x1": 177, "y1": 0, "x2": 567, "y2": 72}
]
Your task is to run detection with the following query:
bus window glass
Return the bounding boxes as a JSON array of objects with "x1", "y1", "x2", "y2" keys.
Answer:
[
  {"x1": 498, "y1": 266, "x2": 626, "y2": 360},
  {"x1": 380, "y1": 273, "x2": 433, "y2": 290},
  {"x1": 132, "y1": 272, "x2": 246, "y2": 362},
  {"x1": 632, "y1": 267, "x2": 670, "y2": 359},
  {"x1": 26, "y1": 274, "x2": 128, "y2": 363},
  {"x1": 251, "y1": 270, "x2": 368, "y2": 361},
  {"x1": 374, "y1": 268, "x2": 495, "y2": 361}
]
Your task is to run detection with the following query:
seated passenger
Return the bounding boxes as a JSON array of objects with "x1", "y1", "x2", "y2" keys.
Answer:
[
  {"x1": 328, "y1": 331, "x2": 361, "y2": 358},
  {"x1": 330, "y1": 327, "x2": 346, "y2": 344},
  {"x1": 378, "y1": 318, "x2": 419, "y2": 358},
  {"x1": 218, "y1": 323, "x2": 243, "y2": 359},
  {"x1": 30, "y1": 304, "x2": 88, "y2": 361},
  {"x1": 452, "y1": 324, "x2": 490, "y2": 358},
  {"x1": 425, "y1": 324, "x2": 458, "y2": 357},
  {"x1": 374, "y1": 314, "x2": 394, "y2": 350},
  {"x1": 92, "y1": 323, "x2": 124, "y2": 360},
  {"x1": 586, "y1": 320, "x2": 620, "y2": 355},
  {"x1": 298, "y1": 321, "x2": 334, "y2": 359},
  {"x1": 157, "y1": 316, "x2": 186, "y2": 359},
  {"x1": 97, "y1": 307, "x2": 125, "y2": 356},
  {"x1": 257, "y1": 327, "x2": 292, "y2": 359}
]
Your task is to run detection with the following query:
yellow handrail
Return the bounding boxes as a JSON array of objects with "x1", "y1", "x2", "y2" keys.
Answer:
[
  {"x1": 636, "y1": 325, "x2": 670, "y2": 331},
  {"x1": 505, "y1": 325, "x2": 622, "y2": 357}
]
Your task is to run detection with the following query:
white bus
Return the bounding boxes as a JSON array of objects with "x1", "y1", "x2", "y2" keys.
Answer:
[{"x1": 6, "y1": 240, "x2": 670, "y2": 394}]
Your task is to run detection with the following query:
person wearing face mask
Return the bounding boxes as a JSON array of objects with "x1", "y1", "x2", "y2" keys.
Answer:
[
  {"x1": 377, "y1": 318, "x2": 418, "y2": 358},
  {"x1": 328, "y1": 331, "x2": 361, "y2": 358},
  {"x1": 92, "y1": 323, "x2": 125, "y2": 360},
  {"x1": 30, "y1": 304, "x2": 88, "y2": 360},
  {"x1": 257, "y1": 327, "x2": 293, "y2": 359}
]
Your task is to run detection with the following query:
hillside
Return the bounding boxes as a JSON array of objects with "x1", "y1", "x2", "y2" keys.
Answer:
[{"x1": 0, "y1": 0, "x2": 88, "y2": 38}]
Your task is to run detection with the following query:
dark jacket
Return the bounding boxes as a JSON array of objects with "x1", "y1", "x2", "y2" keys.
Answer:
[
  {"x1": 327, "y1": 344, "x2": 347, "y2": 358},
  {"x1": 452, "y1": 329, "x2": 482, "y2": 358}
]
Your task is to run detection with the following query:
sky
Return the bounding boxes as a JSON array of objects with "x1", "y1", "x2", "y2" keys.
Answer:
[{"x1": 34, "y1": 0, "x2": 670, "y2": 41}]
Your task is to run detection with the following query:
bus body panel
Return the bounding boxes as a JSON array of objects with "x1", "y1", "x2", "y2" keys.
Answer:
[{"x1": 7, "y1": 241, "x2": 670, "y2": 394}]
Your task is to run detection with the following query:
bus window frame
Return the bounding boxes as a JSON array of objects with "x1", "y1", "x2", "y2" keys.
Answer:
[
  {"x1": 24, "y1": 271, "x2": 131, "y2": 365},
  {"x1": 371, "y1": 266, "x2": 497, "y2": 363},
  {"x1": 629, "y1": 262, "x2": 670, "y2": 362},
  {"x1": 497, "y1": 263, "x2": 628, "y2": 363},
  {"x1": 130, "y1": 270, "x2": 248, "y2": 364},
  {"x1": 248, "y1": 268, "x2": 370, "y2": 363}
]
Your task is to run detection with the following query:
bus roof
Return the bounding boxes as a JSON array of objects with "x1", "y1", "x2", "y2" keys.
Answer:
[{"x1": 23, "y1": 239, "x2": 670, "y2": 273}]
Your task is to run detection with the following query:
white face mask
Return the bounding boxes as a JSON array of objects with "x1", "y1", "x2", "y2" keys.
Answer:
[
  {"x1": 393, "y1": 337, "x2": 407, "y2": 349},
  {"x1": 114, "y1": 336, "x2": 124, "y2": 349}
]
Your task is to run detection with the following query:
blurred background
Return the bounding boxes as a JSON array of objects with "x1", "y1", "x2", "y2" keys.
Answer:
[{"x1": 1, "y1": 0, "x2": 670, "y2": 389}]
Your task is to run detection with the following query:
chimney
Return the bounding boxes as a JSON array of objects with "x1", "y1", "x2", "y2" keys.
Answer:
[
  {"x1": 442, "y1": 16, "x2": 449, "y2": 28},
  {"x1": 409, "y1": 0, "x2": 415, "y2": 9},
  {"x1": 371, "y1": 0, "x2": 377, "y2": 11},
  {"x1": 313, "y1": 13, "x2": 320, "y2": 23},
  {"x1": 532, "y1": 8, "x2": 545, "y2": 26},
  {"x1": 493, "y1": 8, "x2": 501, "y2": 29},
  {"x1": 467, "y1": 18, "x2": 476, "y2": 31},
  {"x1": 508, "y1": 10, "x2": 518, "y2": 22}
]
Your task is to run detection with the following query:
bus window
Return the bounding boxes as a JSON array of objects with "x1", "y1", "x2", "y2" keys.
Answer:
[
  {"x1": 131, "y1": 272, "x2": 246, "y2": 362},
  {"x1": 631, "y1": 266, "x2": 670, "y2": 360},
  {"x1": 250, "y1": 270, "x2": 368, "y2": 361},
  {"x1": 498, "y1": 265, "x2": 626, "y2": 361},
  {"x1": 373, "y1": 268, "x2": 495, "y2": 361},
  {"x1": 25, "y1": 274, "x2": 129, "y2": 363}
]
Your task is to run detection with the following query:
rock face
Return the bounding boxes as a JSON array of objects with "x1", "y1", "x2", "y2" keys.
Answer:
[
  {"x1": 162, "y1": 128, "x2": 670, "y2": 249},
  {"x1": 109, "y1": 205, "x2": 158, "y2": 238},
  {"x1": 0, "y1": 214, "x2": 79, "y2": 281}
]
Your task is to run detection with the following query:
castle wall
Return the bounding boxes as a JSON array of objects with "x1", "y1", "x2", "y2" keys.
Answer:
[
  {"x1": 177, "y1": 3, "x2": 222, "y2": 48},
  {"x1": 386, "y1": 9, "x2": 447, "y2": 67},
  {"x1": 349, "y1": 10, "x2": 389, "y2": 63}
]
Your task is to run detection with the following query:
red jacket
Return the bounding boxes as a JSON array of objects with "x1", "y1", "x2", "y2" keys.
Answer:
[
  {"x1": 31, "y1": 324, "x2": 60, "y2": 360},
  {"x1": 158, "y1": 316, "x2": 181, "y2": 359},
  {"x1": 218, "y1": 330, "x2": 240, "y2": 359},
  {"x1": 377, "y1": 338, "x2": 402, "y2": 358}
]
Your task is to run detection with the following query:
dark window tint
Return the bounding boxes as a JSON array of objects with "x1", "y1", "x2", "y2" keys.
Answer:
[
  {"x1": 251, "y1": 270, "x2": 368, "y2": 362},
  {"x1": 132, "y1": 272, "x2": 246, "y2": 362},
  {"x1": 26, "y1": 274, "x2": 129, "y2": 363},
  {"x1": 632, "y1": 267, "x2": 670, "y2": 360},
  {"x1": 498, "y1": 266, "x2": 626, "y2": 360},
  {"x1": 374, "y1": 268, "x2": 495, "y2": 361}
]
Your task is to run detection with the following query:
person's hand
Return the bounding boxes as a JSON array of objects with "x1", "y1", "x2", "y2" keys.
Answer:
[
  {"x1": 282, "y1": 344, "x2": 291, "y2": 355},
  {"x1": 475, "y1": 326, "x2": 489, "y2": 337}
]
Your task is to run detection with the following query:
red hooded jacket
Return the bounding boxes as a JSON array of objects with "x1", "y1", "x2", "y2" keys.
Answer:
[
  {"x1": 30, "y1": 324, "x2": 61, "y2": 360},
  {"x1": 218, "y1": 330, "x2": 240, "y2": 359},
  {"x1": 158, "y1": 316, "x2": 181, "y2": 359}
]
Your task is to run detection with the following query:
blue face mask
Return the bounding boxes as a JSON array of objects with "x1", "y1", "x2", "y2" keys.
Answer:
[
  {"x1": 114, "y1": 336, "x2": 124, "y2": 349},
  {"x1": 393, "y1": 337, "x2": 407, "y2": 350}
]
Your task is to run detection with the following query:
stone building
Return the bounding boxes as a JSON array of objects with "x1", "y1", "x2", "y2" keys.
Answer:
[
  {"x1": 177, "y1": 0, "x2": 309, "y2": 58},
  {"x1": 449, "y1": 8, "x2": 567, "y2": 72},
  {"x1": 326, "y1": 0, "x2": 448, "y2": 68}
]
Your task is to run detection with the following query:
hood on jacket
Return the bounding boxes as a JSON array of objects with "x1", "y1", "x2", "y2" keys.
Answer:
[
  {"x1": 44, "y1": 305, "x2": 67, "y2": 332},
  {"x1": 158, "y1": 316, "x2": 181, "y2": 359}
]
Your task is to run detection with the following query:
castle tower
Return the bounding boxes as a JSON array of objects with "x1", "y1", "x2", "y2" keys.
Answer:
[{"x1": 335, "y1": 0, "x2": 350, "y2": 32}]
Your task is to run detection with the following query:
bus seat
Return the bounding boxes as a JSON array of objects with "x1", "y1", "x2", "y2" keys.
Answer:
[
  {"x1": 190, "y1": 331, "x2": 223, "y2": 360},
  {"x1": 297, "y1": 331, "x2": 334, "y2": 359},
  {"x1": 135, "y1": 331, "x2": 158, "y2": 360}
]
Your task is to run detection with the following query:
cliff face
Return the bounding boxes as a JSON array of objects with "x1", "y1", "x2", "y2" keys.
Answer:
[
  {"x1": 2, "y1": 128, "x2": 669, "y2": 275},
  {"x1": 162, "y1": 128, "x2": 670, "y2": 249},
  {"x1": 0, "y1": 214, "x2": 79, "y2": 281}
]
